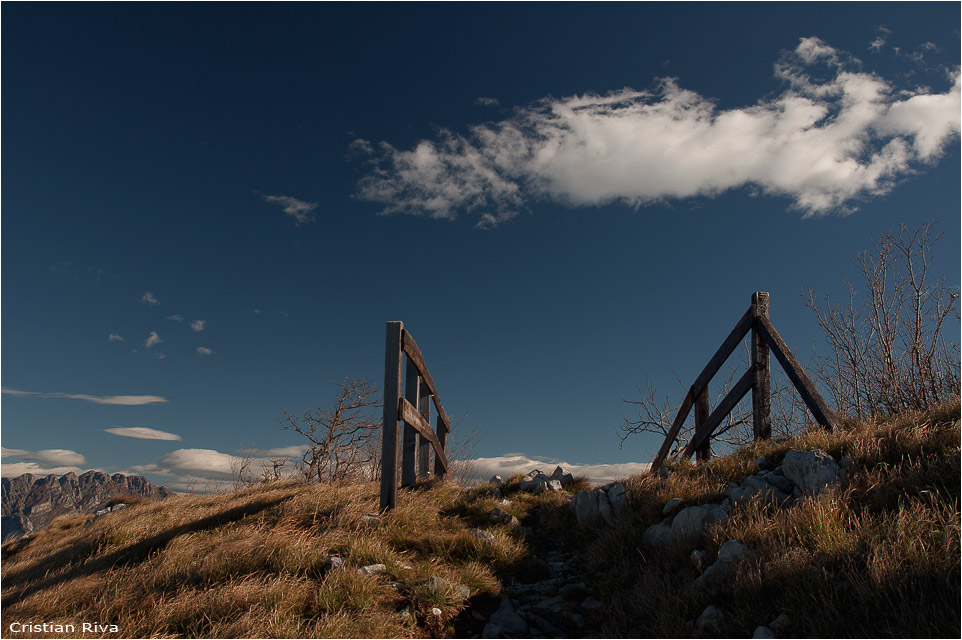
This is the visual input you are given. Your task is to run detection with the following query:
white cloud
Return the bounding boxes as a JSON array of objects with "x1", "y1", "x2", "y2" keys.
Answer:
[
  {"x1": 154, "y1": 352, "x2": 167, "y2": 360},
  {"x1": 190, "y1": 320, "x2": 206, "y2": 332},
  {"x1": 167, "y1": 314, "x2": 184, "y2": 322},
  {"x1": 2, "y1": 388, "x2": 168, "y2": 405},
  {"x1": 133, "y1": 448, "x2": 261, "y2": 480},
  {"x1": 108, "y1": 334, "x2": 125, "y2": 342},
  {"x1": 141, "y1": 291, "x2": 160, "y2": 306},
  {"x1": 196, "y1": 346, "x2": 215, "y2": 356},
  {"x1": 463, "y1": 454, "x2": 651, "y2": 486},
  {"x1": 475, "y1": 97, "x2": 500, "y2": 107},
  {"x1": 144, "y1": 331, "x2": 162, "y2": 349},
  {"x1": 105, "y1": 427, "x2": 182, "y2": 441},
  {"x1": 249, "y1": 445, "x2": 308, "y2": 458},
  {"x1": 1, "y1": 462, "x2": 88, "y2": 477},
  {"x1": 0, "y1": 447, "x2": 90, "y2": 477},
  {"x1": 355, "y1": 37, "x2": 960, "y2": 224},
  {"x1": 261, "y1": 194, "x2": 318, "y2": 225}
]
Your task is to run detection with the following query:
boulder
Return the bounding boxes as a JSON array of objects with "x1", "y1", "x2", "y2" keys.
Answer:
[
  {"x1": 670, "y1": 504, "x2": 728, "y2": 546},
  {"x1": 489, "y1": 475, "x2": 505, "y2": 487},
  {"x1": 782, "y1": 449, "x2": 839, "y2": 495},
  {"x1": 605, "y1": 483, "x2": 628, "y2": 516},
  {"x1": 549, "y1": 466, "x2": 574, "y2": 487},
  {"x1": 483, "y1": 596, "x2": 528, "y2": 638},
  {"x1": 695, "y1": 605, "x2": 724, "y2": 633},
  {"x1": 489, "y1": 508, "x2": 520, "y2": 526},
  {"x1": 642, "y1": 521, "x2": 674, "y2": 548},
  {"x1": 695, "y1": 540, "x2": 751, "y2": 590},
  {"x1": 662, "y1": 497, "x2": 684, "y2": 516},
  {"x1": 753, "y1": 625, "x2": 775, "y2": 638}
]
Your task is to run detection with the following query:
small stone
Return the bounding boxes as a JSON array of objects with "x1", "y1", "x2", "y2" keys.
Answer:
[
  {"x1": 468, "y1": 528, "x2": 496, "y2": 542},
  {"x1": 580, "y1": 598, "x2": 604, "y2": 610},
  {"x1": 754, "y1": 455, "x2": 770, "y2": 469},
  {"x1": 323, "y1": 556, "x2": 345, "y2": 573},
  {"x1": 782, "y1": 449, "x2": 840, "y2": 495},
  {"x1": 490, "y1": 475, "x2": 505, "y2": 486},
  {"x1": 110, "y1": 503, "x2": 128, "y2": 511},
  {"x1": 387, "y1": 582, "x2": 405, "y2": 591},
  {"x1": 753, "y1": 625, "x2": 775, "y2": 638},
  {"x1": 642, "y1": 521, "x2": 673, "y2": 548},
  {"x1": 431, "y1": 607, "x2": 443, "y2": 616},
  {"x1": 691, "y1": 549, "x2": 707, "y2": 572},
  {"x1": 357, "y1": 563, "x2": 386, "y2": 575},
  {"x1": 361, "y1": 514, "x2": 381, "y2": 525},
  {"x1": 398, "y1": 607, "x2": 411, "y2": 619}
]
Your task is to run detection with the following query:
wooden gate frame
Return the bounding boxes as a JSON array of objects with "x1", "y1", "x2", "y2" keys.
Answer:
[
  {"x1": 380, "y1": 321, "x2": 451, "y2": 511},
  {"x1": 650, "y1": 292, "x2": 836, "y2": 472}
]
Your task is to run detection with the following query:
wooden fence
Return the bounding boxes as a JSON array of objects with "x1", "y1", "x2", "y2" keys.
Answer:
[
  {"x1": 379, "y1": 321, "x2": 451, "y2": 511},
  {"x1": 650, "y1": 292, "x2": 836, "y2": 472}
]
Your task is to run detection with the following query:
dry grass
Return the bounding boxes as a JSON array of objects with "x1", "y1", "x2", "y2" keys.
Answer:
[
  {"x1": 0, "y1": 478, "x2": 535, "y2": 638},
  {"x1": 579, "y1": 400, "x2": 961, "y2": 638},
  {"x1": 3, "y1": 402, "x2": 958, "y2": 638}
]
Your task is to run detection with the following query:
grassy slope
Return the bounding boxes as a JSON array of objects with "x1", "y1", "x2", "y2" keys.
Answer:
[
  {"x1": 1, "y1": 401, "x2": 959, "y2": 638},
  {"x1": 580, "y1": 400, "x2": 961, "y2": 638}
]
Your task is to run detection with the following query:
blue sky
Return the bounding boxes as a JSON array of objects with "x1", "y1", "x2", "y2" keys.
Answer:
[{"x1": 2, "y1": 3, "x2": 959, "y2": 491}]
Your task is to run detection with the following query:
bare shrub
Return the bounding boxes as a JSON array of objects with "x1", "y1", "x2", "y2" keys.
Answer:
[
  {"x1": 280, "y1": 378, "x2": 382, "y2": 483},
  {"x1": 805, "y1": 222, "x2": 960, "y2": 419}
]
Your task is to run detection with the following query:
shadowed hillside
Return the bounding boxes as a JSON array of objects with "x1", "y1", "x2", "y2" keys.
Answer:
[{"x1": 1, "y1": 402, "x2": 958, "y2": 638}]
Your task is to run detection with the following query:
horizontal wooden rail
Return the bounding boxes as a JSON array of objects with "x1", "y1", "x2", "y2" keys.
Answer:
[
  {"x1": 398, "y1": 398, "x2": 449, "y2": 473},
  {"x1": 402, "y1": 330, "x2": 451, "y2": 432},
  {"x1": 755, "y1": 315, "x2": 836, "y2": 430},
  {"x1": 681, "y1": 367, "x2": 754, "y2": 458}
]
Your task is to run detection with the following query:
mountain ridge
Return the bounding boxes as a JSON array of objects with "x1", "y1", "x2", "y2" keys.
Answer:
[{"x1": 1, "y1": 470, "x2": 173, "y2": 541}]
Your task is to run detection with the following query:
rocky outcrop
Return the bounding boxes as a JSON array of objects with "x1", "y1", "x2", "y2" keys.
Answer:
[
  {"x1": 571, "y1": 483, "x2": 628, "y2": 525},
  {"x1": 1, "y1": 471, "x2": 173, "y2": 541},
  {"x1": 518, "y1": 466, "x2": 574, "y2": 494}
]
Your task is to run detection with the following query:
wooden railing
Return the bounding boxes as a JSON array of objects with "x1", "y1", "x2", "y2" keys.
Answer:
[
  {"x1": 379, "y1": 321, "x2": 451, "y2": 511},
  {"x1": 650, "y1": 292, "x2": 836, "y2": 472}
]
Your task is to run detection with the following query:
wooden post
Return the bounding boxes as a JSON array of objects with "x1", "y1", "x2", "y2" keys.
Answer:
[
  {"x1": 380, "y1": 322, "x2": 403, "y2": 511},
  {"x1": 752, "y1": 292, "x2": 772, "y2": 441},
  {"x1": 418, "y1": 383, "x2": 432, "y2": 478},
  {"x1": 434, "y1": 414, "x2": 447, "y2": 478},
  {"x1": 695, "y1": 388, "x2": 711, "y2": 461},
  {"x1": 401, "y1": 359, "x2": 419, "y2": 488}
]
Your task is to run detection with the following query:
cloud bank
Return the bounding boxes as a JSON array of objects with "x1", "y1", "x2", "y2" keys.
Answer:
[
  {"x1": 2, "y1": 388, "x2": 168, "y2": 405},
  {"x1": 463, "y1": 454, "x2": 650, "y2": 486},
  {"x1": 1, "y1": 447, "x2": 90, "y2": 477},
  {"x1": 355, "y1": 37, "x2": 960, "y2": 226}
]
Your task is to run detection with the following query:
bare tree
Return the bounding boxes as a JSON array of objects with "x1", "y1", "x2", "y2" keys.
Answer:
[
  {"x1": 280, "y1": 378, "x2": 383, "y2": 483},
  {"x1": 805, "y1": 222, "x2": 960, "y2": 419}
]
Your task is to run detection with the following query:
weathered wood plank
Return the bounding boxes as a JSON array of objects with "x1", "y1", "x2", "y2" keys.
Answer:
[
  {"x1": 650, "y1": 307, "x2": 754, "y2": 472},
  {"x1": 379, "y1": 322, "x2": 403, "y2": 511},
  {"x1": 402, "y1": 331, "x2": 451, "y2": 432},
  {"x1": 401, "y1": 360, "x2": 419, "y2": 488},
  {"x1": 418, "y1": 383, "x2": 432, "y2": 478},
  {"x1": 399, "y1": 398, "x2": 449, "y2": 473},
  {"x1": 756, "y1": 315, "x2": 836, "y2": 430},
  {"x1": 695, "y1": 387, "x2": 711, "y2": 462},
  {"x1": 434, "y1": 414, "x2": 447, "y2": 477},
  {"x1": 690, "y1": 307, "x2": 755, "y2": 399},
  {"x1": 649, "y1": 388, "x2": 694, "y2": 472},
  {"x1": 682, "y1": 368, "x2": 754, "y2": 459},
  {"x1": 752, "y1": 292, "x2": 772, "y2": 441}
]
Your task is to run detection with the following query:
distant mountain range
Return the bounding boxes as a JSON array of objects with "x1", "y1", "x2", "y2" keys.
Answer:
[{"x1": 2, "y1": 471, "x2": 173, "y2": 542}]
